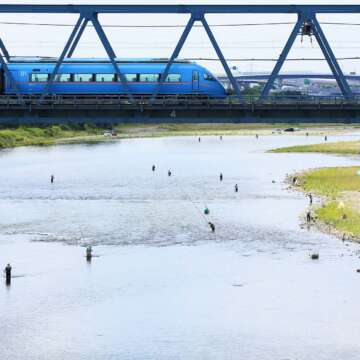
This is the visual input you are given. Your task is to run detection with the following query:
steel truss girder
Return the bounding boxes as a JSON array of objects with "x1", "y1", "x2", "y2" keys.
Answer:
[
  {"x1": 0, "y1": 38, "x2": 9, "y2": 62},
  {"x1": 0, "y1": 4, "x2": 355, "y2": 102},
  {"x1": 39, "y1": 15, "x2": 84, "y2": 101},
  {"x1": 40, "y1": 13, "x2": 133, "y2": 101},
  {"x1": 152, "y1": 13, "x2": 241, "y2": 100},
  {"x1": 200, "y1": 15, "x2": 242, "y2": 98},
  {"x1": 1, "y1": 5, "x2": 360, "y2": 14},
  {"x1": 261, "y1": 15, "x2": 304, "y2": 99},
  {"x1": 0, "y1": 38, "x2": 24, "y2": 103},
  {"x1": 67, "y1": 18, "x2": 88, "y2": 58},
  {"x1": 261, "y1": 12, "x2": 352, "y2": 99},
  {"x1": 89, "y1": 13, "x2": 133, "y2": 101},
  {"x1": 151, "y1": 15, "x2": 195, "y2": 101},
  {"x1": 309, "y1": 15, "x2": 352, "y2": 98}
]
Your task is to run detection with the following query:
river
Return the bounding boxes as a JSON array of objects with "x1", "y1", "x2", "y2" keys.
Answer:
[{"x1": 1, "y1": 134, "x2": 360, "y2": 359}]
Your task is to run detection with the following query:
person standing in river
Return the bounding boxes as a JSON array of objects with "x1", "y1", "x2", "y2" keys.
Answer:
[
  {"x1": 306, "y1": 211, "x2": 312, "y2": 223},
  {"x1": 86, "y1": 246, "x2": 92, "y2": 262},
  {"x1": 4, "y1": 263, "x2": 11, "y2": 285},
  {"x1": 308, "y1": 193, "x2": 313, "y2": 205}
]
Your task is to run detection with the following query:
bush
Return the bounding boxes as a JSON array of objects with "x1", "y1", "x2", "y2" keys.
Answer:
[
  {"x1": 23, "y1": 127, "x2": 46, "y2": 137},
  {"x1": 59, "y1": 124, "x2": 72, "y2": 131},
  {"x1": 0, "y1": 133, "x2": 16, "y2": 148},
  {"x1": 84, "y1": 123, "x2": 98, "y2": 133},
  {"x1": 44, "y1": 125, "x2": 62, "y2": 137}
]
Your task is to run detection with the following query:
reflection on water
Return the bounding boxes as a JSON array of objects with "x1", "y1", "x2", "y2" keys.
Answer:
[{"x1": 0, "y1": 134, "x2": 360, "y2": 360}]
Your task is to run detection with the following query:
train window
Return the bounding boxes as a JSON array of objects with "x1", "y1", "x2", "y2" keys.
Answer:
[
  {"x1": 124, "y1": 74, "x2": 138, "y2": 82},
  {"x1": 30, "y1": 73, "x2": 49, "y2": 82},
  {"x1": 95, "y1": 74, "x2": 116, "y2": 82},
  {"x1": 74, "y1": 74, "x2": 94, "y2": 82},
  {"x1": 204, "y1": 73, "x2": 215, "y2": 81},
  {"x1": 139, "y1": 74, "x2": 159, "y2": 82},
  {"x1": 165, "y1": 74, "x2": 181, "y2": 82},
  {"x1": 55, "y1": 74, "x2": 72, "y2": 82}
]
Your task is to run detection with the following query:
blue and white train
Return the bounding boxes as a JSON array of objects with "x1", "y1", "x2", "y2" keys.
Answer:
[{"x1": 1, "y1": 58, "x2": 227, "y2": 98}]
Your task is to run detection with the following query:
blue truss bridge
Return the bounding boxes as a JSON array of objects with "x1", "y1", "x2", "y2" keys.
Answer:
[{"x1": 0, "y1": 4, "x2": 360, "y2": 123}]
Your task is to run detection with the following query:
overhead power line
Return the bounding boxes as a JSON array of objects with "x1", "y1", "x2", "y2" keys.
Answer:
[
  {"x1": 0, "y1": 21, "x2": 295, "y2": 28},
  {"x1": 10, "y1": 42, "x2": 360, "y2": 49},
  {"x1": 0, "y1": 20, "x2": 360, "y2": 28},
  {"x1": 322, "y1": 22, "x2": 360, "y2": 26},
  {"x1": 187, "y1": 56, "x2": 360, "y2": 62}
]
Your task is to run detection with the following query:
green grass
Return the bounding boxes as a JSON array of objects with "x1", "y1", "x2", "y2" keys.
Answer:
[
  {"x1": 271, "y1": 140, "x2": 360, "y2": 154},
  {"x1": 0, "y1": 124, "x2": 101, "y2": 149},
  {"x1": 299, "y1": 166, "x2": 360, "y2": 197},
  {"x1": 1, "y1": 123, "x2": 288, "y2": 149},
  {"x1": 298, "y1": 166, "x2": 360, "y2": 237},
  {"x1": 1, "y1": 123, "x2": 360, "y2": 150},
  {"x1": 315, "y1": 201, "x2": 360, "y2": 236}
]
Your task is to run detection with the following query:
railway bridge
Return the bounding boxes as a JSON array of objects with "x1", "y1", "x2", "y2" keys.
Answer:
[{"x1": 0, "y1": 4, "x2": 360, "y2": 123}]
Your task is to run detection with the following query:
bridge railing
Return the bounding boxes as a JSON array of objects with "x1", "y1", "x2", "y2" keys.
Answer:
[{"x1": 0, "y1": 94, "x2": 360, "y2": 110}]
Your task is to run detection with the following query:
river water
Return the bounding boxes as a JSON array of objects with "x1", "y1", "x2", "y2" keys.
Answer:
[{"x1": 1, "y1": 134, "x2": 360, "y2": 359}]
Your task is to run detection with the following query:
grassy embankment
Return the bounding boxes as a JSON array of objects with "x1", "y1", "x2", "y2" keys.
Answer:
[
  {"x1": 271, "y1": 140, "x2": 360, "y2": 154},
  {"x1": 57, "y1": 123, "x2": 360, "y2": 146},
  {"x1": 0, "y1": 123, "x2": 284, "y2": 149},
  {"x1": 297, "y1": 167, "x2": 360, "y2": 239},
  {"x1": 1, "y1": 123, "x2": 360, "y2": 149},
  {"x1": 0, "y1": 124, "x2": 101, "y2": 148},
  {"x1": 0, "y1": 123, "x2": 275, "y2": 148},
  {"x1": 272, "y1": 139, "x2": 360, "y2": 238},
  {"x1": 114, "y1": 123, "x2": 360, "y2": 138}
]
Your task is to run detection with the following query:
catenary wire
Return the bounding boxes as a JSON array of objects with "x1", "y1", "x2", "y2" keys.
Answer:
[{"x1": 0, "y1": 21, "x2": 296, "y2": 28}]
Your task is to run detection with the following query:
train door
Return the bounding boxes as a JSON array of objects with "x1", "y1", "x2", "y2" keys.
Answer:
[{"x1": 192, "y1": 70, "x2": 199, "y2": 92}]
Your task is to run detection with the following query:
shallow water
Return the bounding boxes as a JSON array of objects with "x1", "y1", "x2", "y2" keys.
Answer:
[{"x1": 1, "y1": 134, "x2": 360, "y2": 359}]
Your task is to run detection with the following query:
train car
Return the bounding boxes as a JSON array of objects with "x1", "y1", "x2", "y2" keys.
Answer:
[{"x1": 0, "y1": 58, "x2": 227, "y2": 98}]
